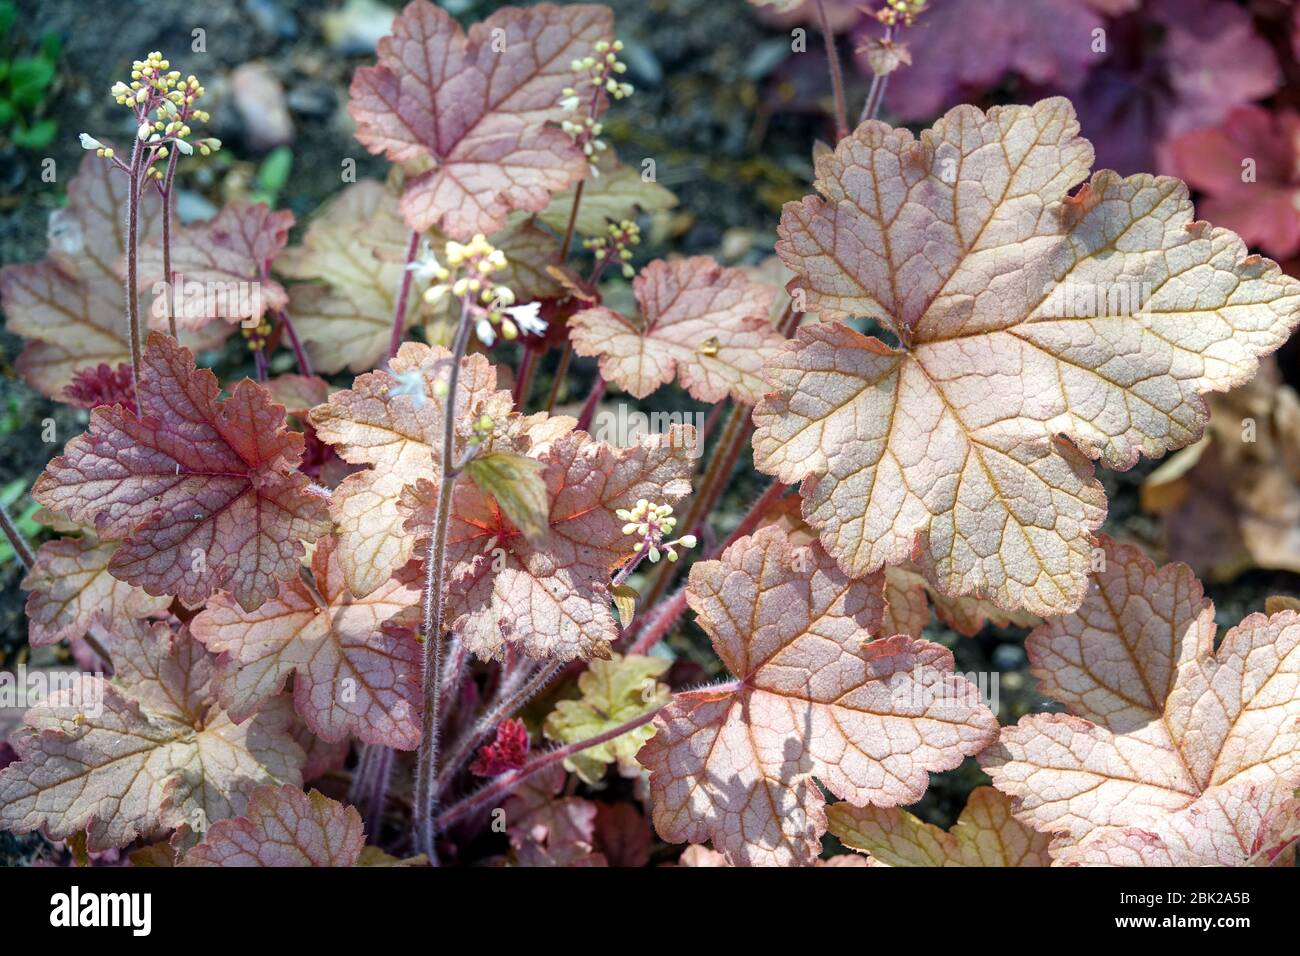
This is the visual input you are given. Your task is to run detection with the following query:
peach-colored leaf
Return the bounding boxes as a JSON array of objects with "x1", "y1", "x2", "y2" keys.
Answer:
[
  {"x1": 762, "y1": 492, "x2": 1036, "y2": 637},
  {"x1": 348, "y1": 0, "x2": 612, "y2": 238},
  {"x1": 753, "y1": 97, "x2": 1300, "y2": 617},
  {"x1": 32, "y1": 333, "x2": 331, "y2": 611},
  {"x1": 141, "y1": 201, "x2": 292, "y2": 328},
  {"x1": 0, "y1": 622, "x2": 304, "y2": 852},
  {"x1": 433, "y1": 427, "x2": 694, "y2": 662},
  {"x1": 982, "y1": 535, "x2": 1300, "y2": 863},
  {"x1": 191, "y1": 536, "x2": 422, "y2": 748},
  {"x1": 827, "y1": 786, "x2": 1052, "y2": 866},
  {"x1": 639, "y1": 526, "x2": 999, "y2": 866},
  {"x1": 0, "y1": 155, "x2": 229, "y2": 397},
  {"x1": 23, "y1": 533, "x2": 170, "y2": 648},
  {"x1": 1054, "y1": 782, "x2": 1300, "y2": 867},
  {"x1": 570, "y1": 257, "x2": 781, "y2": 403},
  {"x1": 180, "y1": 785, "x2": 365, "y2": 866},
  {"x1": 308, "y1": 342, "x2": 543, "y2": 596}
]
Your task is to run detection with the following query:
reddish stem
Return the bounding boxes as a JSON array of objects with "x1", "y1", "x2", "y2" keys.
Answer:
[
  {"x1": 388, "y1": 231, "x2": 421, "y2": 362},
  {"x1": 576, "y1": 376, "x2": 606, "y2": 432},
  {"x1": 277, "y1": 308, "x2": 313, "y2": 377},
  {"x1": 815, "y1": 0, "x2": 849, "y2": 141}
]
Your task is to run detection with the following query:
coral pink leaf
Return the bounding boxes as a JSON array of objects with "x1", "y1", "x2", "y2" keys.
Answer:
[
  {"x1": 638, "y1": 526, "x2": 998, "y2": 866},
  {"x1": 180, "y1": 785, "x2": 366, "y2": 867},
  {"x1": 754, "y1": 97, "x2": 1300, "y2": 616},
  {"x1": 981, "y1": 535, "x2": 1300, "y2": 864},
  {"x1": 191, "y1": 536, "x2": 423, "y2": 748},
  {"x1": 348, "y1": 0, "x2": 612, "y2": 238},
  {"x1": 0, "y1": 622, "x2": 304, "y2": 852},
  {"x1": 32, "y1": 333, "x2": 331, "y2": 611},
  {"x1": 570, "y1": 256, "x2": 781, "y2": 403}
]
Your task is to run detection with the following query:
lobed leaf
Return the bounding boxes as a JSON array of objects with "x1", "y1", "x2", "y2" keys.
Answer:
[
  {"x1": 23, "y1": 532, "x2": 171, "y2": 648},
  {"x1": 542, "y1": 653, "x2": 669, "y2": 784},
  {"x1": 348, "y1": 0, "x2": 612, "y2": 238},
  {"x1": 570, "y1": 256, "x2": 782, "y2": 403},
  {"x1": 0, "y1": 622, "x2": 304, "y2": 852},
  {"x1": 180, "y1": 785, "x2": 366, "y2": 867},
  {"x1": 191, "y1": 536, "x2": 423, "y2": 748},
  {"x1": 827, "y1": 785, "x2": 1052, "y2": 866},
  {"x1": 754, "y1": 97, "x2": 1300, "y2": 616},
  {"x1": 982, "y1": 535, "x2": 1300, "y2": 865},
  {"x1": 140, "y1": 200, "x2": 293, "y2": 328},
  {"x1": 0, "y1": 155, "x2": 228, "y2": 398},
  {"x1": 432, "y1": 427, "x2": 694, "y2": 662},
  {"x1": 32, "y1": 333, "x2": 331, "y2": 611},
  {"x1": 639, "y1": 526, "x2": 999, "y2": 866}
]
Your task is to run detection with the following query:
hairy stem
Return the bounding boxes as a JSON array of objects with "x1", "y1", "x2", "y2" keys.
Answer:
[
  {"x1": 513, "y1": 342, "x2": 538, "y2": 408},
  {"x1": 412, "y1": 294, "x2": 475, "y2": 862},
  {"x1": 543, "y1": 344, "x2": 573, "y2": 413},
  {"x1": 124, "y1": 142, "x2": 143, "y2": 399},
  {"x1": 0, "y1": 500, "x2": 36, "y2": 571},
  {"x1": 436, "y1": 661, "x2": 562, "y2": 795},
  {"x1": 388, "y1": 231, "x2": 421, "y2": 362},
  {"x1": 437, "y1": 698, "x2": 694, "y2": 830},
  {"x1": 160, "y1": 149, "x2": 179, "y2": 338},
  {"x1": 815, "y1": 0, "x2": 849, "y2": 141}
]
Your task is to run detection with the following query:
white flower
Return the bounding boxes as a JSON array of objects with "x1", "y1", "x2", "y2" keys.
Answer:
[
  {"x1": 504, "y1": 301, "x2": 546, "y2": 337},
  {"x1": 560, "y1": 95, "x2": 580, "y2": 112},
  {"x1": 387, "y1": 368, "x2": 428, "y2": 406},
  {"x1": 78, "y1": 133, "x2": 104, "y2": 151},
  {"x1": 475, "y1": 318, "x2": 497, "y2": 347},
  {"x1": 406, "y1": 240, "x2": 450, "y2": 285},
  {"x1": 137, "y1": 123, "x2": 152, "y2": 140}
]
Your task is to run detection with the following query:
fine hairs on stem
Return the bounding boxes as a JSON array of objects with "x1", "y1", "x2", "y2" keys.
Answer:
[{"x1": 411, "y1": 293, "x2": 475, "y2": 863}]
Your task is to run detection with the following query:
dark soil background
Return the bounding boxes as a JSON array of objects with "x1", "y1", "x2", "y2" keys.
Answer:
[{"x1": 2, "y1": 0, "x2": 1299, "y2": 863}]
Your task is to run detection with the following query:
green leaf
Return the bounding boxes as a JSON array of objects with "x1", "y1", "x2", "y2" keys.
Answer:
[
  {"x1": 0, "y1": 98, "x2": 14, "y2": 127},
  {"x1": 9, "y1": 55, "x2": 55, "y2": 110},
  {"x1": 251, "y1": 146, "x2": 294, "y2": 207},
  {"x1": 542, "y1": 653, "x2": 670, "y2": 784},
  {"x1": 464, "y1": 452, "x2": 549, "y2": 544},
  {"x1": 11, "y1": 116, "x2": 57, "y2": 149},
  {"x1": 39, "y1": 31, "x2": 62, "y2": 62}
]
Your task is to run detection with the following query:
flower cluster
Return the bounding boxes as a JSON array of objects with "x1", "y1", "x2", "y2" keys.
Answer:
[
  {"x1": 873, "y1": 0, "x2": 928, "y2": 27},
  {"x1": 81, "y1": 51, "x2": 220, "y2": 179},
  {"x1": 417, "y1": 235, "x2": 546, "y2": 347},
  {"x1": 582, "y1": 218, "x2": 641, "y2": 280},
  {"x1": 617, "y1": 500, "x2": 697, "y2": 564},
  {"x1": 560, "y1": 39, "x2": 632, "y2": 176}
]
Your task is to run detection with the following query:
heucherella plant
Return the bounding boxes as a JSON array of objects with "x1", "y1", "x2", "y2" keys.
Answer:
[{"x1": 1, "y1": 0, "x2": 1299, "y2": 872}]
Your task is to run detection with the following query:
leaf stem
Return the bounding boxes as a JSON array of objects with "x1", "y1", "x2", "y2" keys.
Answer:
[
  {"x1": 859, "y1": 24, "x2": 895, "y2": 125},
  {"x1": 436, "y1": 699, "x2": 687, "y2": 831},
  {"x1": 277, "y1": 308, "x2": 313, "y2": 377},
  {"x1": 815, "y1": 0, "x2": 849, "y2": 141},
  {"x1": 124, "y1": 141, "x2": 143, "y2": 401},
  {"x1": 0, "y1": 500, "x2": 36, "y2": 571},
  {"x1": 412, "y1": 292, "x2": 475, "y2": 862},
  {"x1": 388, "y1": 231, "x2": 421, "y2": 362},
  {"x1": 159, "y1": 149, "x2": 180, "y2": 338},
  {"x1": 576, "y1": 376, "x2": 606, "y2": 432},
  {"x1": 513, "y1": 342, "x2": 538, "y2": 408}
]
